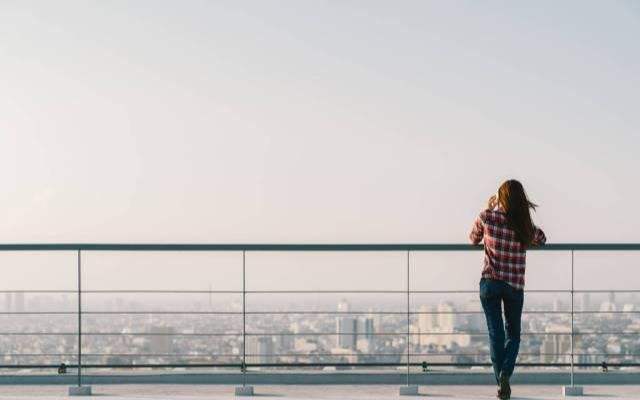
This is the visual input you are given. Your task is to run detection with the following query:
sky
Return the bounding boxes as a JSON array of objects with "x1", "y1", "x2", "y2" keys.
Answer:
[{"x1": 1, "y1": 0, "x2": 639, "y2": 245}]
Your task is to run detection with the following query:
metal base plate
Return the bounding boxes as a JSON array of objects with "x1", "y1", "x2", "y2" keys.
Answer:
[
  {"x1": 68, "y1": 386, "x2": 92, "y2": 396},
  {"x1": 562, "y1": 386, "x2": 584, "y2": 396},
  {"x1": 235, "y1": 386, "x2": 255, "y2": 396},
  {"x1": 399, "y1": 385, "x2": 420, "y2": 396}
]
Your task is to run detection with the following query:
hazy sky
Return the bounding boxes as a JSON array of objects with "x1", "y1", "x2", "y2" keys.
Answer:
[{"x1": 1, "y1": 0, "x2": 639, "y2": 244}]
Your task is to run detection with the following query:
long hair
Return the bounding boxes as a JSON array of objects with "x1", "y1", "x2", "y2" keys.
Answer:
[{"x1": 497, "y1": 180, "x2": 538, "y2": 246}]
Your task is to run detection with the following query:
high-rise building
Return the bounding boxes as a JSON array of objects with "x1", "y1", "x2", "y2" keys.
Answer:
[
  {"x1": 437, "y1": 302, "x2": 457, "y2": 332},
  {"x1": 356, "y1": 316, "x2": 375, "y2": 352},
  {"x1": 247, "y1": 336, "x2": 275, "y2": 364},
  {"x1": 417, "y1": 304, "x2": 438, "y2": 347},
  {"x1": 417, "y1": 302, "x2": 468, "y2": 348},
  {"x1": 337, "y1": 317, "x2": 358, "y2": 350},
  {"x1": 336, "y1": 300, "x2": 357, "y2": 350},
  {"x1": 418, "y1": 304, "x2": 438, "y2": 333},
  {"x1": 363, "y1": 317, "x2": 374, "y2": 340},
  {"x1": 541, "y1": 324, "x2": 570, "y2": 363}
]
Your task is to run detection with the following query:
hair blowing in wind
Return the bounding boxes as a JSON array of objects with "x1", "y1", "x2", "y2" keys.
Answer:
[{"x1": 497, "y1": 180, "x2": 538, "y2": 246}]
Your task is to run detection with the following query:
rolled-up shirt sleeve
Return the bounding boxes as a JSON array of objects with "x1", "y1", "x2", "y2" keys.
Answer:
[{"x1": 469, "y1": 212, "x2": 485, "y2": 245}]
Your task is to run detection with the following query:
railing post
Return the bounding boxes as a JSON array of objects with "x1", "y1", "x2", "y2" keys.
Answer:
[
  {"x1": 78, "y1": 249, "x2": 82, "y2": 387},
  {"x1": 563, "y1": 249, "x2": 583, "y2": 396},
  {"x1": 69, "y1": 249, "x2": 91, "y2": 396},
  {"x1": 236, "y1": 250, "x2": 253, "y2": 396},
  {"x1": 400, "y1": 250, "x2": 418, "y2": 395},
  {"x1": 243, "y1": 249, "x2": 246, "y2": 385},
  {"x1": 571, "y1": 249, "x2": 574, "y2": 386},
  {"x1": 407, "y1": 250, "x2": 410, "y2": 385}
]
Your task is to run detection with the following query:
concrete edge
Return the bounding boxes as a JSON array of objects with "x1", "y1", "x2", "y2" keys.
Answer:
[{"x1": 0, "y1": 372, "x2": 637, "y2": 386}]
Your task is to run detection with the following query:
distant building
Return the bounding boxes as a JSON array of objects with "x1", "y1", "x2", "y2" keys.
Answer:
[
  {"x1": 363, "y1": 316, "x2": 375, "y2": 340},
  {"x1": 553, "y1": 298, "x2": 563, "y2": 312},
  {"x1": 418, "y1": 305, "x2": 438, "y2": 331},
  {"x1": 417, "y1": 302, "x2": 469, "y2": 348},
  {"x1": 541, "y1": 324, "x2": 570, "y2": 363},
  {"x1": 577, "y1": 347, "x2": 599, "y2": 368},
  {"x1": 418, "y1": 304, "x2": 437, "y2": 347},
  {"x1": 336, "y1": 300, "x2": 357, "y2": 350},
  {"x1": 330, "y1": 347, "x2": 357, "y2": 364},
  {"x1": 463, "y1": 299, "x2": 483, "y2": 332},
  {"x1": 337, "y1": 299, "x2": 350, "y2": 313},
  {"x1": 357, "y1": 337, "x2": 372, "y2": 353},
  {"x1": 294, "y1": 337, "x2": 317, "y2": 352},
  {"x1": 148, "y1": 325, "x2": 175, "y2": 354},
  {"x1": 437, "y1": 302, "x2": 458, "y2": 332},
  {"x1": 600, "y1": 301, "x2": 617, "y2": 312},
  {"x1": 609, "y1": 291, "x2": 616, "y2": 306},
  {"x1": 276, "y1": 331, "x2": 294, "y2": 352},
  {"x1": 247, "y1": 336, "x2": 275, "y2": 364},
  {"x1": 337, "y1": 317, "x2": 358, "y2": 350}
]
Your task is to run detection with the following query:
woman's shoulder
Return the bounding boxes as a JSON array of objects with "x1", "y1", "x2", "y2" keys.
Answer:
[{"x1": 479, "y1": 208, "x2": 506, "y2": 223}]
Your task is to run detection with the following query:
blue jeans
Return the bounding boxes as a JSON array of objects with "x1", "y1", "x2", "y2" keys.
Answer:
[{"x1": 479, "y1": 278, "x2": 524, "y2": 383}]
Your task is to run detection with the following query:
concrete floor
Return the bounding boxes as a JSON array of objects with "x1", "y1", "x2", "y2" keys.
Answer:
[{"x1": 0, "y1": 385, "x2": 638, "y2": 399}]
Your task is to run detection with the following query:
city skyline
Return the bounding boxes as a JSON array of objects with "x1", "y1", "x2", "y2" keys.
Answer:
[{"x1": 1, "y1": 293, "x2": 636, "y2": 369}]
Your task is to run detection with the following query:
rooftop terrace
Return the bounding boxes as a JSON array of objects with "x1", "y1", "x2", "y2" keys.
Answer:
[{"x1": 2, "y1": 384, "x2": 640, "y2": 399}]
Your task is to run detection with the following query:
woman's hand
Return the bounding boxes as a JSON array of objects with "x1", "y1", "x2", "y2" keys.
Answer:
[{"x1": 487, "y1": 195, "x2": 497, "y2": 210}]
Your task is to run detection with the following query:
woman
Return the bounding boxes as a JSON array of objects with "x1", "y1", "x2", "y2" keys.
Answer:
[{"x1": 469, "y1": 180, "x2": 546, "y2": 400}]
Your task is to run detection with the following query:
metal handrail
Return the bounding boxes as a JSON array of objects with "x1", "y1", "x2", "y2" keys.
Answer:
[
  {"x1": 0, "y1": 330, "x2": 635, "y2": 336},
  {"x1": 0, "y1": 243, "x2": 639, "y2": 251},
  {"x1": 2, "y1": 362, "x2": 640, "y2": 369},
  {"x1": 3, "y1": 351, "x2": 634, "y2": 357},
  {"x1": 2, "y1": 288, "x2": 638, "y2": 293}
]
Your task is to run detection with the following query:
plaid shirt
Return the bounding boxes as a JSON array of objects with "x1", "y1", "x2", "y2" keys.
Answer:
[{"x1": 469, "y1": 208, "x2": 546, "y2": 290}]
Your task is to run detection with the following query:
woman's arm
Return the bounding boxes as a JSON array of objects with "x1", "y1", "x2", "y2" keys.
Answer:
[
  {"x1": 469, "y1": 213, "x2": 485, "y2": 245},
  {"x1": 470, "y1": 196, "x2": 494, "y2": 245}
]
